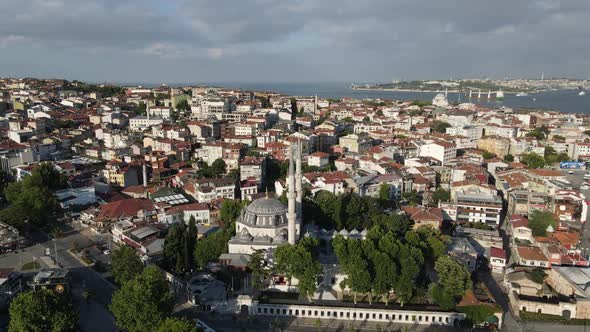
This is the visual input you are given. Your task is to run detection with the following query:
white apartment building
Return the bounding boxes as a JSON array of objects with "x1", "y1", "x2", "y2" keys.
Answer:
[
  {"x1": 418, "y1": 141, "x2": 457, "y2": 165},
  {"x1": 129, "y1": 116, "x2": 163, "y2": 131},
  {"x1": 147, "y1": 107, "x2": 172, "y2": 120},
  {"x1": 445, "y1": 125, "x2": 483, "y2": 141}
]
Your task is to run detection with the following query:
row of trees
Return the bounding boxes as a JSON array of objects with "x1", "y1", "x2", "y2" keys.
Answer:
[
  {"x1": 519, "y1": 146, "x2": 570, "y2": 169},
  {"x1": 333, "y1": 226, "x2": 455, "y2": 307},
  {"x1": 162, "y1": 218, "x2": 198, "y2": 275},
  {"x1": 305, "y1": 190, "x2": 411, "y2": 231}
]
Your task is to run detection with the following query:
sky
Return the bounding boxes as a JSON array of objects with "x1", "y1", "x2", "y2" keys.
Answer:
[{"x1": 1, "y1": 0, "x2": 589, "y2": 83}]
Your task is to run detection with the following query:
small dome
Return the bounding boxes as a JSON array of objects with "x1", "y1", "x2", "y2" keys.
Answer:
[
  {"x1": 273, "y1": 233, "x2": 286, "y2": 244},
  {"x1": 238, "y1": 228, "x2": 253, "y2": 242},
  {"x1": 253, "y1": 235, "x2": 272, "y2": 244}
]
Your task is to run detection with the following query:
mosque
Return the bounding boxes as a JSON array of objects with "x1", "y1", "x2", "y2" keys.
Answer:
[{"x1": 228, "y1": 142, "x2": 304, "y2": 258}]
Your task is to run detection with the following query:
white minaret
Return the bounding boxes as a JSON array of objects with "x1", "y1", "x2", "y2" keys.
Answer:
[
  {"x1": 170, "y1": 88, "x2": 175, "y2": 111},
  {"x1": 146, "y1": 101, "x2": 150, "y2": 120},
  {"x1": 295, "y1": 140, "x2": 303, "y2": 227},
  {"x1": 287, "y1": 144, "x2": 297, "y2": 244}
]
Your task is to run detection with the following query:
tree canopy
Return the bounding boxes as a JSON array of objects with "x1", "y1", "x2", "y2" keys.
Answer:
[
  {"x1": 482, "y1": 151, "x2": 495, "y2": 160},
  {"x1": 8, "y1": 289, "x2": 78, "y2": 332},
  {"x1": 431, "y1": 188, "x2": 450, "y2": 206},
  {"x1": 528, "y1": 210, "x2": 557, "y2": 236},
  {"x1": 503, "y1": 154, "x2": 514, "y2": 163},
  {"x1": 0, "y1": 163, "x2": 65, "y2": 228},
  {"x1": 156, "y1": 317, "x2": 196, "y2": 332},
  {"x1": 520, "y1": 152, "x2": 546, "y2": 169},
  {"x1": 162, "y1": 221, "x2": 197, "y2": 275},
  {"x1": 274, "y1": 238, "x2": 322, "y2": 300},
  {"x1": 194, "y1": 228, "x2": 233, "y2": 268},
  {"x1": 432, "y1": 121, "x2": 452, "y2": 134},
  {"x1": 110, "y1": 266, "x2": 174, "y2": 332},
  {"x1": 220, "y1": 199, "x2": 247, "y2": 225},
  {"x1": 429, "y1": 256, "x2": 471, "y2": 310},
  {"x1": 111, "y1": 245, "x2": 144, "y2": 285}
]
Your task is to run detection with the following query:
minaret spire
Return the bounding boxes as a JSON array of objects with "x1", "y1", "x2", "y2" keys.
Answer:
[
  {"x1": 295, "y1": 139, "x2": 303, "y2": 227},
  {"x1": 287, "y1": 143, "x2": 297, "y2": 244}
]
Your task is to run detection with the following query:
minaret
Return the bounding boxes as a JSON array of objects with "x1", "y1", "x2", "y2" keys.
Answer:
[
  {"x1": 287, "y1": 144, "x2": 297, "y2": 244},
  {"x1": 146, "y1": 101, "x2": 150, "y2": 120},
  {"x1": 170, "y1": 88, "x2": 175, "y2": 111},
  {"x1": 142, "y1": 163, "x2": 148, "y2": 187},
  {"x1": 295, "y1": 140, "x2": 303, "y2": 227}
]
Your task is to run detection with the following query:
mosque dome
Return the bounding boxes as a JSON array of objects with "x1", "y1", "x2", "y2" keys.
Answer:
[{"x1": 240, "y1": 197, "x2": 288, "y2": 227}]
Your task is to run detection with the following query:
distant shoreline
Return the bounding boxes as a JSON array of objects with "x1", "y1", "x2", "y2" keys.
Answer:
[{"x1": 351, "y1": 87, "x2": 517, "y2": 94}]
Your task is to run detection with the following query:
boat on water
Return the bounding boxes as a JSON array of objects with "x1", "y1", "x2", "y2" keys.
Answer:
[
  {"x1": 516, "y1": 92, "x2": 529, "y2": 97},
  {"x1": 579, "y1": 91, "x2": 586, "y2": 96},
  {"x1": 496, "y1": 89, "x2": 504, "y2": 100}
]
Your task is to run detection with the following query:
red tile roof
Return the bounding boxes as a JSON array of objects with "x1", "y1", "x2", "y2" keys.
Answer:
[
  {"x1": 490, "y1": 246, "x2": 506, "y2": 259},
  {"x1": 99, "y1": 198, "x2": 155, "y2": 219}
]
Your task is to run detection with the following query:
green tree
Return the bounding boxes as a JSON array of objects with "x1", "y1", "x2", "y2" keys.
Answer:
[
  {"x1": 520, "y1": 152, "x2": 546, "y2": 169},
  {"x1": 377, "y1": 183, "x2": 391, "y2": 206},
  {"x1": 401, "y1": 190, "x2": 421, "y2": 206},
  {"x1": 210, "y1": 159, "x2": 227, "y2": 177},
  {"x1": 432, "y1": 121, "x2": 452, "y2": 133},
  {"x1": 8, "y1": 289, "x2": 78, "y2": 332},
  {"x1": 482, "y1": 151, "x2": 494, "y2": 160},
  {"x1": 1, "y1": 181, "x2": 58, "y2": 228},
  {"x1": 194, "y1": 228, "x2": 232, "y2": 268},
  {"x1": 220, "y1": 200, "x2": 246, "y2": 226},
  {"x1": 290, "y1": 98, "x2": 298, "y2": 120},
  {"x1": 431, "y1": 188, "x2": 450, "y2": 206},
  {"x1": 175, "y1": 99, "x2": 190, "y2": 112},
  {"x1": 274, "y1": 241, "x2": 322, "y2": 301},
  {"x1": 163, "y1": 224, "x2": 185, "y2": 274},
  {"x1": 429, "y1": 256, "x2": 471, "y2": 310},
  {"x1": 156, "y1": 317, "x2": 196, "y2": 332},
  {"x1": 503, "y1": 154, "x2": 514, "y2": 163},
  {"x1": 111, "y1": 245, "x2": 144, "y2": 285},
  {"x1": 528, "y1": 210, "x2": 557, "y2": 236},
  {"x1": 32, "y1": 163, "x2": 68, "y2": 191},
  {"x1": 110, "y1": 266, "x2": 174, "y2": 332},
  {"x1": 0, "y1": 170, "x2": 10, "y2": 197},
  {"x1": 247, "y1": 249, "x2": 268, "y2": 291},
  {"x1": 544, "y1": 146, "x2": 570, "y2": 164}
]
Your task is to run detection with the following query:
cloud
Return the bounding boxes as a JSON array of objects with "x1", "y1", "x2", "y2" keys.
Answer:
[{"x1": 1, "y1": 0, "x2": 589, "y2": 81}]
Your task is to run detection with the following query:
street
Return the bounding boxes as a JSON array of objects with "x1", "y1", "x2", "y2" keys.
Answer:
[{"x1": 0, "y1": 227, "x2": 117, "y2": 332}]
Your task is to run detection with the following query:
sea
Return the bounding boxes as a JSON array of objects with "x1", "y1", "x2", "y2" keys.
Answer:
[{"x1": 135, "y1": 81, "x2": 590, "y2": 114}]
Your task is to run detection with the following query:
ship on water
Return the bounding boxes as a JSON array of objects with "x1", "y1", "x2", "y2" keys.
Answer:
[{"x1": 516, "y1": 92, "x2": 529, "y2": 97}]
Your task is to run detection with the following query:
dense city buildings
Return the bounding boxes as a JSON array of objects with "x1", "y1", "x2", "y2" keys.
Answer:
[{"x1": 2, "y1": 76, "x2": 590, "y2": 331}]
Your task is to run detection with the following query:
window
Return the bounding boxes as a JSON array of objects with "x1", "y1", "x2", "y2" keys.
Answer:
[
  {"x1": 538, "y1": 309, "x2": 542, "y2": 314},
  {"x1": 283, "y1": 309, "x2": 286, "y2": 315},
  {"x1": 258, "y1": 308, "x2": 261, "y2": 314},
  {"x1": 263, "y1": 308, "x2": 267, "y2": 314},
  {"x1": 379, "y1": 314, "x2": 382, "y2": 320},
  {"x1": 289, "y1": 310, "x2": 292, "y2": 315},
  {"x1": 522, "y1": 307, "x2": 527, "y2": 312},
  {"x1": 269, "y1": 308, "x2": 273, "y2": 314}
]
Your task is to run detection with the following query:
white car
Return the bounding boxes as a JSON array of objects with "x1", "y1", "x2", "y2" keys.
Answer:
[
  {"x1": 581, "y1": 185, "x2": 590, "y2": 190},
  {"x1": 568, "y1": 170, "x2": 574, "y2": 174},
  {"x1": 103, "y1": 249, "x2": 111, "y2": 255}
]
